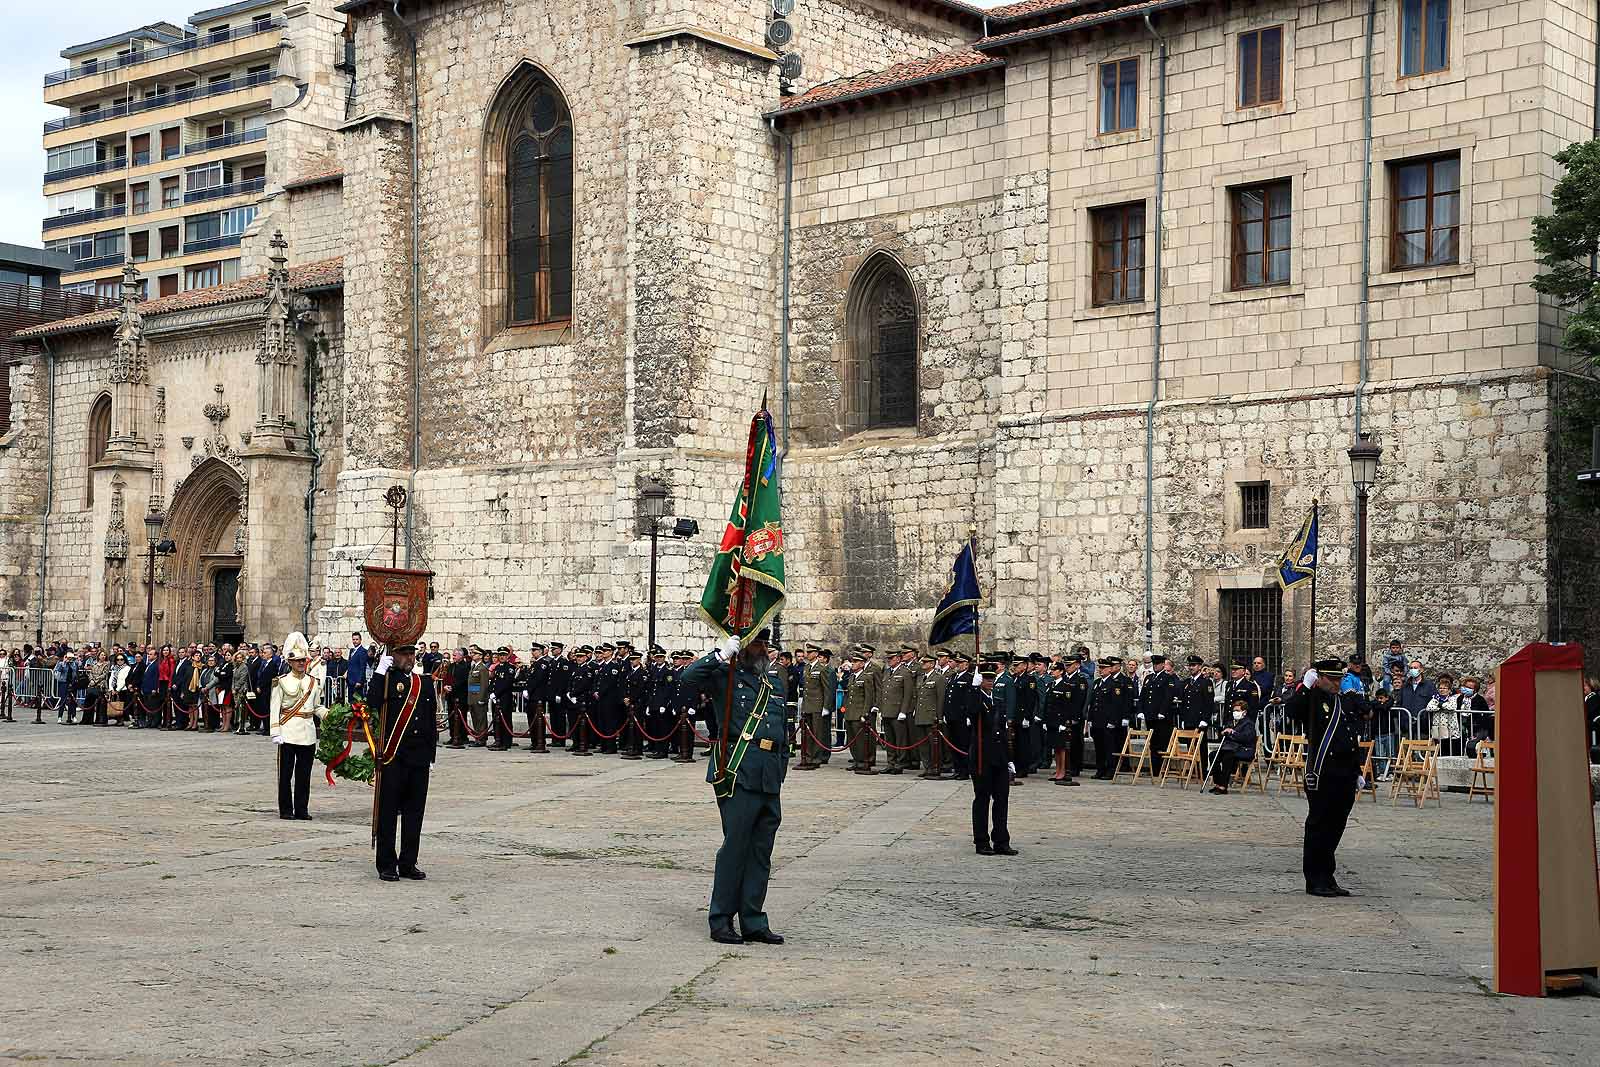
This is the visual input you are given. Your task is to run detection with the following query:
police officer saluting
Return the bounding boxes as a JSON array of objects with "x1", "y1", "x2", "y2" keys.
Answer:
[{"x1": 1288, "y1": 657, "x2": 1362, "y2": 897}]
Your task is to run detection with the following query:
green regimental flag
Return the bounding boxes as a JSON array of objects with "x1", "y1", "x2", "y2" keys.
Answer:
[{"x1": 699, "y1": 407, "x2": 786, "y2": 647}]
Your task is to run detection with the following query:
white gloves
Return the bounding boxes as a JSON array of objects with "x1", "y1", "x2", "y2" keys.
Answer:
[
  {"x1": 1121, "y1": 719, "x2": 1129, "y2": 727},
  {"x1": 375, "y1": 654, "x2": 394, "y2": 677},
  {"x1": 1305, "y1": 772, "x2": 1319, "y2": 792},
  {"x1": 1058, "y1": 724, "x2": 1067, "y2": 732},
  {"x1": 246, "y1": 691, "x2": 256, "y2": 700},
  {"x1": 1303, "y1": 669, "x2": 1319, "y2": 688},
  {"x1": 1007, "y1": 761, "x2": 1016, "y2": 775},
  {"x1": 271, "y1": 734, "x2": 283, "y2": 744},
  {"x1": 1199, "y1": 720, "x2": 1208, "y2": 729},
  {"x1": 965, "y1": 718, "x2": 971, "y2": 726},
  {"x1": 1356, "y1": 774, "x2": 1366, "y2": 792},
  {"x1": 897, "y1": 712, "x2": 907, "y2": 721},
  {"x1": 718, "y1": 636, "x2": 741, "y2": 662},
  {"x1": 871, "y1": 707, "x2": 880, "y2": 717},
  {"x1": 1021, "y1": 718, "x2": 1031, "y2": 728}
]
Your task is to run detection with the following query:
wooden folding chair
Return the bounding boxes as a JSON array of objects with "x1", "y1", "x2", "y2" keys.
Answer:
[
  {"x1": 1113, "y1": 728, "x2": 1154, "y2": 782},
  {"x1": 1263, "y1": 733, "x2": 1290, "y2": 781},
  {"x1": 1233, "y1": 732, "x2": 1267, "y2": 793},
  {"x1": 1467, "y1": 740, "x2": 1495, "y2": 802},
  {"x1": 1357, "y1": 738, "x2": 1378, "y2": 802},
  {"x1": 1277, "y1": 735, "x2": 1308, "y2": 795},
  {"x1": 1391, "y1": 739, "x2": 1440, "y2": 807},
  {"x1": 1159, "y1": 729, "x2": 1204, "y2": 788}
]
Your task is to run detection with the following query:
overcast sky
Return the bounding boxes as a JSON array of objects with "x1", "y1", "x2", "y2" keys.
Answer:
[
  {"x1": 1, "y1": 1, "x2": 1007, "y2": 248},
  {"x1": 2, "y1": 3, "x2": 183, "y2": 247}
]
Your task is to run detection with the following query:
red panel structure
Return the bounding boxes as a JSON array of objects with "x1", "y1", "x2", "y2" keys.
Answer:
[{"x1": 1493, "y1": 642, "x2": 1600, "y2": 997}]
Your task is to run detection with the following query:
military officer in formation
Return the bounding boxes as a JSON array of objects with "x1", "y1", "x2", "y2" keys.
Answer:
[
  {"x1": 489, "y1": 647, "x2": 517, "y2": 750},
  {"x1": 795, "y1": 645, "x2": 837, "y2": 770},
  {"x1": 970, "y1": 661, "x2": 1019, "y2": 856},
  {"x1": 465, "y1": 645, "x2": 490, "y2": 743},
  {"x1": 844, "y1": 645, "x2": 881, "y2": 774},
  {"x1": 1136, "y1": 654, "x2": 1179, "y2": 777}
]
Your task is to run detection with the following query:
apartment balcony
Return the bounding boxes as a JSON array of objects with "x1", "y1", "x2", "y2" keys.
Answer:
[
  {"x1": 43, "y1": 19, "x2": 284, "y2": 106},
  {"x1": 72, "y1": 251, "x2": 126, "y2": 272},
  {"x1": 184, "y1": 176, "x2": 266, "y2": 206},
  {"x1": 44, "y1": 69, "x2": 276, "y2": 142},
  {"x1": 42, "y1": 203, "x2": 127, "y2": 232},
  {"x1": 182, "y1": 234, "x2": 242, "y2": 255},
  {"x1": 184, "y1": 125, "x2": 267, "y2": 156},
  {"x1": 42, "y1": 155, "x2": 127, "y2": 185}
]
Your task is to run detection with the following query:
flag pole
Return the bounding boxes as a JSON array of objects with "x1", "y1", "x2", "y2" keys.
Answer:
[
  {"x1": 718, "y1": 399, "x2": 766, "y2": 784},
  {"x1": 1309, "y1": 498, "x2": 1318, "y2": 662},
  {"x1": 971, "y1": 525, "x2": 981, "y2": 770}
]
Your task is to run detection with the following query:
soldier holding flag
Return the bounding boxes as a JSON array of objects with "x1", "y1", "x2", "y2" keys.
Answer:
[{"x1": 682, "y1": 406, "x2": 789, "y2": 946}]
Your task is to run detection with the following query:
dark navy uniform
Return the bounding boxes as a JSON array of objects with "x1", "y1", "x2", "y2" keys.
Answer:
[
  {"x1": 1089, "y1": 663, "x2": 1135, "y2": 779},
  {"x1": 971, "y1": 680, "x2": 1013, "y2": 854},
  {"x1": 1137, "y1": 660, "x2": 1179, "y2": 775},
  {"x1": 943, "y1": 661, "x2": 974, "y2": 780},
  {"x1": 1290, "y1": 661, "x2": 1363, "y2": 895},
  {"x1": 490, "y1": 653, "x2": 517, "y2": 749},
  {"x1": 373, "y1": 653, "x2": 439, "y2": 880}
]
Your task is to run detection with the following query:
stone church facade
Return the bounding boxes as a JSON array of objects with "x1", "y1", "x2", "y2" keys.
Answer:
[{"x1": 4, "y1": 0, "x2": 1599, "y2": 678}]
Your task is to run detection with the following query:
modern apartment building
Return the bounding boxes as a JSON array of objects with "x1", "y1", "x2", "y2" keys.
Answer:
[{"x1": 40, "y1": 1, "x2": 293, "y2": 300}]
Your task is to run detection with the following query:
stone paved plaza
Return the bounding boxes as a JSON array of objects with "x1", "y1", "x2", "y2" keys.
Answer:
[{"x1": 4, "y1": 725, "x2": 1598, "y2": 1066}]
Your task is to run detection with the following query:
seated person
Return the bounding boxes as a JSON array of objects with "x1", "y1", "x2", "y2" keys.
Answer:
[{"x1": 1210, "y1": 695, "x2": 1259, "y2": 794}]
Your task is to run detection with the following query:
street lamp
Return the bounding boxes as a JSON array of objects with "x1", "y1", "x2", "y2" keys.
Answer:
[
  {"x1": 640, "y1": 479, "x2": 671, "y2": 653},
  {"x1": 1347, "y1": 431, "x2": 1383, "y2": 663},
  {"x1": 142, "y1": 504, "x2": 176, "y2": 647}
]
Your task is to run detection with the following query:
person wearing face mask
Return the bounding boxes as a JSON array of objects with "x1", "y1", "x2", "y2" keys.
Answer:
[
  {"x1": 1457, "y1": 674, "x2": 1492, "y2": 756},
  {"x1": 1426, "y1": 672, "x2": 1462, "y2": 756},
  {"x1": 679, "y1": 628, "x2": 788, "y2": 946},
  {"x1": 1396, "y1": 660, "x2": 1436, "y2": 743},
  {"x1": 1210, "y1": 695, "x2": 1259, "y2": 794},
  {"x1": 1288, "y1": 658, "x2": 1363, "y2": 897}
]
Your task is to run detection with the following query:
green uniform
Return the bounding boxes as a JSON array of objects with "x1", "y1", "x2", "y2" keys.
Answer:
[
  {"x1": 680, "y1": 651, "x2": 787, "y2": 938},
  {"x1": 880, "y1": 661, "x2": 911, "y2": 770},
  {"x1": 799, "y1": 659, "x2": 836, "y2": 767},
  {"x1": 846, "y1": 659, "x2": 881, "y2": 771}
]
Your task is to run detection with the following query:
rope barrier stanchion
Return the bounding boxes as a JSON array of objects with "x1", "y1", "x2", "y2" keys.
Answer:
[
  {"x1": 635, "y1": 713, "x2": 686, "y2": 745},
  {"x1": 672, "y1": 713, "x2": 697, "y2": 762},
  {"x1": 619, "y1": 710, "x2": 643, "y2": 760},
  {"x1": 528, "y1": 701, "x2": 549, "y2": 753}
]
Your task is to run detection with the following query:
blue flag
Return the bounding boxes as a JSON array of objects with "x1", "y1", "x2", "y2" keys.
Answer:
[
  {"x1": 929, "y1": 540, "x2": 980, "y2": 645},
  {"x1": 1276, "y1": 504, "x2": 1319, "y2": 590}
]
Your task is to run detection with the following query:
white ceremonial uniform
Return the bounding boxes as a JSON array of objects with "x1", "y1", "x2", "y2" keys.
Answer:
[{"x1": 270, "y1": 671, "x2": 322, "y2": 745}]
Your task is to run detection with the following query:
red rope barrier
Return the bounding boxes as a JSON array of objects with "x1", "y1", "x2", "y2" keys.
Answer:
[
  {"x1": 494, "y1": 705, "x2": 532, "y2": 739},
  {"x1": 635, "y1": 713, "x2": 688, "y2": 744},
  {"x1": 585, "y1": 714, "x2": 628, "y2": 741},
  {"x1": 453, "y1": 707, "x2": 492, "y2": 742},
  {"x1": 545, "y1": 711, "x2": 579, "y2": 741},
  {"x1": 935, "y1": 727, "x2": 969, "y2": 758},
  {"x1": 867, "y1": 725, "x2": 932, "y2": 752}
]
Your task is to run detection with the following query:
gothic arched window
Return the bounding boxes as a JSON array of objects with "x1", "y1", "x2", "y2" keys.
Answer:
[
  {"x1": 86, "y1": 392, "x2": 111, "y2": 506},
  {"x1": 845, "y1": 254, "x2": 919, "y2": 433},
  {"x1": 506, "y1": 76, "x2": 573, "y2": 326}
]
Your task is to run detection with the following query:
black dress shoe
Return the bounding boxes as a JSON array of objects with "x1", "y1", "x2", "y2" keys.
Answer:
[
  {"x1": 742, "y1": 929, "x2": 784, "y2": 945},
  {"x1": 994, "y1": 846, "x2": 1019, "y2": 856},
  {"x1": 1328, "y1": 882, "x2": 1352, "y2": 896},
  {"x1": 379, "y1": 870, "x2": 400, "y2": 882},
  {"x1": 293, "y1": 814, "x2": 313, "y2": 821},
  {"x1": 399, "y1": 867, "x2": 426, "y2": 880},
  {"x1": 278, "y1": 813, "x2": 292, "y2": 820},
  {"x1": 1306, "y1": 884, "x2": 1341, "y2": 897},
  {"x1": 709, "y1": 926, "x2": 743, "y2": 945},
  {"x1": 975, "y1": 844, "x2": 996, "y2": 855}
]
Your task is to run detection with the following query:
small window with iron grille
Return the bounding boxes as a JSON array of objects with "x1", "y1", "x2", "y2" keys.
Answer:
[
  {"x1": 1240, "y1": 482, "x2": 1269, "y2": 529},
  {"x1": 1219, "y1": 587, "x2": 1283, "y2": 676}
]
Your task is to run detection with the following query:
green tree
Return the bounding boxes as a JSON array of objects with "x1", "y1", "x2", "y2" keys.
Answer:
[{"x1": 1532, "y1": 139, "x2": 1600, "y2": 369}]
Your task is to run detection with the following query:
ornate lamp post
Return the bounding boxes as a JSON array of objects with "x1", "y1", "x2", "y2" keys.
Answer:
[
  {"x1": 1347, "y1": 432, "x2": 1383, "y2": 663},
  {"x1": 142, "y1": 504, "x2": 176, "y2": 646},
  {"x1": 640, "y1": 479, "x2": 670, "y2": 653}
]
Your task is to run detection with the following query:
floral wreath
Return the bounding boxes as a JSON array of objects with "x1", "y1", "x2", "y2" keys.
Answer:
[{"x1": 318, "y1": 701, "x2": 376, "y2": 786}]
